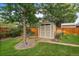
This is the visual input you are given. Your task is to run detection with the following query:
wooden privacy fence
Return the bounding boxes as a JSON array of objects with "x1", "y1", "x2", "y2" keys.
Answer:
[
  {"x1": 31, "y1": 27, "x2": 79, "y2": 36},
  {"x1": 61, "y1": 26, "x2": 79, "y2": 35},
  {"x1": 0, "y1": 27, "x2": 38, "y2": 36},
  {"x1": 0, "y1": 27, "x2": 10, "y2": 39},
  {"x1": 0, "y1": 27, "x2": 9, "y2": 32},
  {"x1": 1, "y1": 26, "x2": 78, "y2": 38}
]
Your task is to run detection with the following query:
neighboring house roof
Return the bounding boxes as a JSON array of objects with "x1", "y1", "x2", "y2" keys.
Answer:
[
  {"x1": 61, "y1": 23, "x2": 79, "y2": 26},
  {"x1": 61, "y1": 23, "x2": 76, "y2": 28},
  {"x1": 61, "y1": 23, "x2": 75, "y2": 26}
]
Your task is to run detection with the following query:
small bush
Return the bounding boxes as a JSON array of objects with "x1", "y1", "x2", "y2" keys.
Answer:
[
  {"x1": 9, "y1": 27, "x2": 22, "y2": 37},
  {"x1": 55, "y1": 32, "x2": 64, "y2": 40}
]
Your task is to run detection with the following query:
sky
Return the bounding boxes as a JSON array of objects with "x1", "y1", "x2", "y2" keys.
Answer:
[{"x1": 0, "y1": 3, "x2": 6, "y2": 7}]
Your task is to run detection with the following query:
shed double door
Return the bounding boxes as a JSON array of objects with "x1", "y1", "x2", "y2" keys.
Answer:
[{"x1": 39, "y1": 24, "x2": 53, "y2": 39}]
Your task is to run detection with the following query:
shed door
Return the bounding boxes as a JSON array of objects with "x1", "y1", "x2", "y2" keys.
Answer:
[
  {"x1": 39, "y1": 25, "x2": 45, "y2": 38},
  {"x1": 39, "y1": 24, "x2": 53, "y2": 39},
  {"x1": 45, "y1": 25, "x2": 51, "y2": 38}
]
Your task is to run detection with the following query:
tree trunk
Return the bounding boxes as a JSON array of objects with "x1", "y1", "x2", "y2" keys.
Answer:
[{"x1": 23, "y1": 19, "x2": 27, "y2": 44}]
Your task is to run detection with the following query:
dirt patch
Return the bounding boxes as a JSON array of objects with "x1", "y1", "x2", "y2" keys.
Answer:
[{"x1": 15, "y1": 38, "x2": 37, "y2": 50}]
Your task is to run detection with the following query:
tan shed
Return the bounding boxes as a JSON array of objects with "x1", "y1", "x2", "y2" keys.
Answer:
[{"x1": 38, "y1": 20, "x2": 56, "y2": 39}]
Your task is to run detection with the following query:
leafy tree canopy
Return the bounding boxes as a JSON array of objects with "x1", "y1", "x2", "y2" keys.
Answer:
[
  {"x1": 39, "y1": 3, "x2": 79, "y2": 26},
  {"x1": 0, "y1": 3, "x2": 38, "y2": 27}
]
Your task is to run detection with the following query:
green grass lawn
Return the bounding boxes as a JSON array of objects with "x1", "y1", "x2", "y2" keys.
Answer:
[
  {"x1": 60, "y1": 34, "x2": 79, "y2": 44},
  {"x1": 0, "y1": 37, "x2": 79, "y2": 56}
]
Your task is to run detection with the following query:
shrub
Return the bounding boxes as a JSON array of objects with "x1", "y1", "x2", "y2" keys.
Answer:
[
  {"x1": 9, "y1": 27, "x2": 22, "y2": 37},
  {"x1": 55, "y1": 32, "x2": 64, "y2": 40}
]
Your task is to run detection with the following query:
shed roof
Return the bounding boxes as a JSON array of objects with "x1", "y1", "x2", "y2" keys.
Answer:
[{"x1": 41, "y1": 20, "x2": 53, "y2": 25}]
